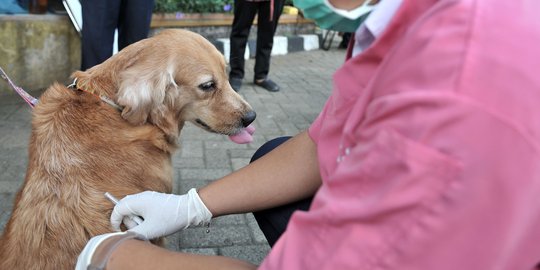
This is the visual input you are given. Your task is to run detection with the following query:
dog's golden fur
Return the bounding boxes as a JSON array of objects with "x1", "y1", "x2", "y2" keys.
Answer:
[{"x1": 0, "y1": 29, "x2": 254, "y2": 269}]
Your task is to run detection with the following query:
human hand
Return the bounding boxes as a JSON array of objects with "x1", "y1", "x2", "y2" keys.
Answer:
[
  {"x1": 75, "y1": 231, "x2": 139, "y2": 270},
  {"x1": 110, "y1": 188, "x2": 213, "y2": 240}
]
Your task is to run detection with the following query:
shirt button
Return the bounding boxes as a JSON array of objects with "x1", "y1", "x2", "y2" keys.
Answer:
[{"x1": 345, "y1": 148, "x2": 351, "y2": 155}]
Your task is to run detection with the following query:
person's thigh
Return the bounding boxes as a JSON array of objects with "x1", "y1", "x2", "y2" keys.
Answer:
[
  {"x1": 231, "y1": 0, "x2": 259, "y2": 35},
  {"x1": 250, "y1": 136, "x2": 314, "y2": 247},
  {"x1": 250, "y1": 136, "x2": 290, "y2": 163},
  {"x1": 253, "y1": 197, "x2": 312, "y2": 247},
  {"x1": 256, "y1": 0, "x2": 285, "y2": 30},
  {"x1": 117, "y1": 0, "x2": 155, "y2": 50},
  {"x1": 80, "y1": 0, "x2": 121, "y2": 70}
]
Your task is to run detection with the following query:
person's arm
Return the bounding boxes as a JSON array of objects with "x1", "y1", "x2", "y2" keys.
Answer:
[
  {"x1": 109, "y1": 130, "x2": 321, "y2": 239},
  {"x1": 199, "y1": 131, "x2": 321, "y2": 217},
  {"x1": 199, "y1": 130, "x2": 321, "y2": 217},
  {"x1": 76, "y1": 232, "x2": 257, "y2": 270},
  {"x1": 106, "y1": 240, "x2": 256, "y2": 270}
]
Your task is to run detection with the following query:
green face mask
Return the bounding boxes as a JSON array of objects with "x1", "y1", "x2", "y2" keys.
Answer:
[{"x1": 293, "y1": 0, "x2": 376, "y2": 33}]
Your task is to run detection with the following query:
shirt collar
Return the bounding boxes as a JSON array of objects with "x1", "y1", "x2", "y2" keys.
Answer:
[{"x1": 353, "y1": 0, "x2": 403, "y2": 56}]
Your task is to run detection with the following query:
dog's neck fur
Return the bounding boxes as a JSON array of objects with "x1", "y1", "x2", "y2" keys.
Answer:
[
  {"x1": 72, "y1": 66, "x2": 123, "y2": 99},
  {"x1": 72, "y1": 41, "x2": 148, "y2": 97},
  {"x1": 71, "y1": 62, "x2": 182, "y2": 151}
]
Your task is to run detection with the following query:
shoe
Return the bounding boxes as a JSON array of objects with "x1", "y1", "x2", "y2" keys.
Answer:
[
  {"x1": 254, "y1": 78, "x2": 280, "y2": 92},
  {"x1": 229, "y1": 77, "x2": 242, "y2": 92}
]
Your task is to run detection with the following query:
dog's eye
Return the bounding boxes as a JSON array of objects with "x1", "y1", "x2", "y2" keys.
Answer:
[{"x1": 198, "y1": 81, "x2": 216, "y2": 92}]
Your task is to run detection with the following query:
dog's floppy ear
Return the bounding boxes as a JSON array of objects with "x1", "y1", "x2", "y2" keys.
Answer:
[{"x1": 117, "y1": 67, "x2": 181, "y2": 142}]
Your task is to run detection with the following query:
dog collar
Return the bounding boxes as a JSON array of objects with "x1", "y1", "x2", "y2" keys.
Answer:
[{"x1": 68, "y1": 78, "x2": 123, "y2": 112}]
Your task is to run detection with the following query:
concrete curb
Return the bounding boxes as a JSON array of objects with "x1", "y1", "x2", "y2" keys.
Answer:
[{"x1": 212, "y1": 34, "x2": 320, "y2": 62}]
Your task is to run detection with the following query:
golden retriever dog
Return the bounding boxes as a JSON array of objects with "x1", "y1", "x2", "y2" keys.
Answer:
[{"x1": 0, "y1": 29, "x2": 256, "y2": 270}]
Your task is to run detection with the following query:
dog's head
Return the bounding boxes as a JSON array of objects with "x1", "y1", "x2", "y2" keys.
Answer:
[{"x1": 82, "y1": 29, "x2": 256, "y2": 143}]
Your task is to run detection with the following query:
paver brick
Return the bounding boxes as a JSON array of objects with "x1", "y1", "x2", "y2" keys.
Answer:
[
  {"x1": 220, "y1": 244, "x2": 271, "y2": 265},
  {"x1": 178, "y1": 226, "x2": 253, "y2": 248}
]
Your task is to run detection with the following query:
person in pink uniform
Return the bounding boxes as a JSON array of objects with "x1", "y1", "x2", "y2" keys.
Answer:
[{"x1": 76, "y1": 0, "x2": 540, "y2": 269}]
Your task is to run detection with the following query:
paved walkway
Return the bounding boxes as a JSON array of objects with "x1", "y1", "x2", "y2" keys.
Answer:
[{"x1": 0, "y1": 48, "x2": 345, "y2": 265}]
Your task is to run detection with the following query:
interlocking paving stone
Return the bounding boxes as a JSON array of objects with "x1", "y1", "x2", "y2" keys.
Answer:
[
  {"x1": 180, "y1": 168, "x2": 232, "y2": 180},
  {"x1": 0, "y1": 193, "x2": 15, "y2": 233},
  {"x1": 231, "y1": 157, "x2": 251, "y2": 171},
  {"x1": 181, "y1": 247, "x2": 218, "y2": 256},
  {"x1": 178, "y1": 226, "x2": 253, "y2": 248},
  {"x1": 220, "y1": 244, "x2": 272, "y2": 265},
  {"x1": 246, "y1": 214, "x2": 270, "y2": 245},
  {"x1": 172, "y1": 156, "x2": 206, "y2": 169}
]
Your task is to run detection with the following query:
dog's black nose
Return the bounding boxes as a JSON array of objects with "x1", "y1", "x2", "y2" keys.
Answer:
[{"x1": 241, "y1": 110, "x2": 256, "y2": 127}]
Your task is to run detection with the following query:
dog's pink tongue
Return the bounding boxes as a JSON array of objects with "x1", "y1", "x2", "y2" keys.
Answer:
[{"x1": 228, "y1": 124, "x2": 255, "y2": 144}]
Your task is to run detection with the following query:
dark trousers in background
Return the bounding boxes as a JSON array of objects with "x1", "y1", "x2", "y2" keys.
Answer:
[
  {"x1": 250, "y1": 136, "x2": 314, "y2": 247},
  {"x1": 229, "y1": 0, "x2": 285, "y2": 81},
  {"x1": 81, "y1": 0, "x2": 154, "y2": 70}
]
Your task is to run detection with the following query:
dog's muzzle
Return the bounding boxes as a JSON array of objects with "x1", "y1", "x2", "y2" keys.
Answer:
[{"x1": 241, "y1": 110, "x2": 256, "y2": 127}]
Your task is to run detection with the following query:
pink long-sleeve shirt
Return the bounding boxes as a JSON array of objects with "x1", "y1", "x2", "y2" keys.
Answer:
[{"x1": 259, "y1": 0, "x2": 540, "y2": 269}]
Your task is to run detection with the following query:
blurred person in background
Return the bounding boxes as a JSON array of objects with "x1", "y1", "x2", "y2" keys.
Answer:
[
  {"x1": 81, "y1": 0, "x2": 155, "y2": 70},
  {"x1": 228, "y1": 0, "x2": 285, "y2": 92}
]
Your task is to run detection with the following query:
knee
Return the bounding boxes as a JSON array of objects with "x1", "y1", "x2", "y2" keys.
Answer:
[{"x1": 250, "y1": 136, "x2": 291, "y2": 163}]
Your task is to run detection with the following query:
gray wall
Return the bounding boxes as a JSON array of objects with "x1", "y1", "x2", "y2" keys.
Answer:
[{"x1": 0, "y1": 15, "x2": 81, "y2": 95}]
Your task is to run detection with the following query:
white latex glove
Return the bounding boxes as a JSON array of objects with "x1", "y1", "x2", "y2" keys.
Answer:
[
  {"x1": 75, "y1": 231, "x2": 139, "y2": 270},
  {"x1": 110, "y1": 188, "x2": 213, "y2": 240}
]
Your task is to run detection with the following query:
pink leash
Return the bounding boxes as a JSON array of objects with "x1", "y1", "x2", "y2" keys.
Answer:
[{"x1": 0, "y1": 67, "x2": 38, "y2": 108}]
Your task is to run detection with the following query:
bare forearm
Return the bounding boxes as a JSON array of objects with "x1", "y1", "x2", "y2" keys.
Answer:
[
  {"x1": 106, "y1": 240, "x2": 256, "y2": 270},
  {"x1": 199, "y1": 131, "x2": 321, "y2": 217}
]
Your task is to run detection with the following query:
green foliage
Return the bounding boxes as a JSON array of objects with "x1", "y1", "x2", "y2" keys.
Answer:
[
  {"x1": 154, "y1": 0, "x2": 234, "y2": 13},
  {"x1": 155, "y1": 0, "x2": 179, "y2": 12}
]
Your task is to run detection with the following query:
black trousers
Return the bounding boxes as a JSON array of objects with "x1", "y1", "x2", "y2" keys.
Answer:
[
  {"x1": 251, "y1": 137, "x2": 314, "y2": 247},
  {"x1": 229, "y1": 0, "x2": 285, "y2": 81},
  {"x1": 81, "y1": 0, "x2": 154, "y2": 70}
]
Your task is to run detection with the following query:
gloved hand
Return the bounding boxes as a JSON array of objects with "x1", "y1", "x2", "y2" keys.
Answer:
[
  {"x1": 75, "y1": 231, "x2": 140, "y2": 270},
  {"x1": 110, "y1": 188, "x2": 213, "y2": 240}
]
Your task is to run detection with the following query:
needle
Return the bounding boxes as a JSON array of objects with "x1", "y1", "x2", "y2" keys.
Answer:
[{"x1": 104, "y1": 192, "x2": 144, "y2": 225}]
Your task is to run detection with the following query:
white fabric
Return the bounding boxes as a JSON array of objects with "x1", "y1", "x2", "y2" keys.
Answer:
[
  {"x1": 110, "y1": 188, "x2": 213, "y2": 240},
  {"x1": 323, "y1": 0, "x2": 378, "y2": 20},
  {"x1": 353, "y1": 0, "x2": 403, "y2": 56},
  {"x1": 75, "y1": 232, "x2": 127, "y2": 270}
]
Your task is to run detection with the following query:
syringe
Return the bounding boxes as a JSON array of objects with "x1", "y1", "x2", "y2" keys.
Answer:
[{"x1": 104, "y1": 192, "x2": 144, "y2": 225}]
